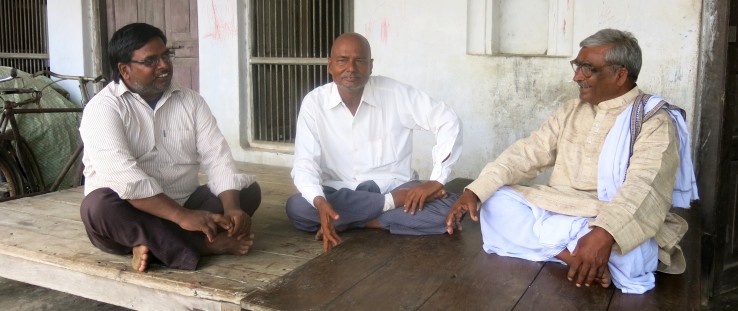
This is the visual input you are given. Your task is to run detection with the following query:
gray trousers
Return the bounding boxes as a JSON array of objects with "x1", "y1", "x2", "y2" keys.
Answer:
[
  {"x1": 80, "y1": 183, "x2": 261, "y2": 270},
  {"x1": 285, "y1": 180, "x2": 458, "y2": 235}
]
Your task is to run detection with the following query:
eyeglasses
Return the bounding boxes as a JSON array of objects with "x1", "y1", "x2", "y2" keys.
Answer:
[
  {"x1": 129, "y1": 51, "x2": 175, "y2": 67},
  {"x1": 570, "y1": 60, "x2": 622, "y2": 78}
]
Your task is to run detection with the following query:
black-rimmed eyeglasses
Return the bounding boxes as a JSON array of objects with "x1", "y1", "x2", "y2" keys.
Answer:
[
  {"x1": 570, "y1": 60, "x2": 622, "y2": 78},
  {"x1": 130, "y1": 51, "x2": 175, "y2": 67}
]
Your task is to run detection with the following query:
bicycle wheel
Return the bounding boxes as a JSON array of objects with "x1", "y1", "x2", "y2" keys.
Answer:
[
  {"x1": 13, "y1": 139, "x2": 44, "y2": 194},
  {"x1": 0, "y1": 150, "x2": 22, "y2": 198}
]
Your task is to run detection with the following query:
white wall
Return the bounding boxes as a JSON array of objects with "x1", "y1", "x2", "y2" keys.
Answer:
[
  {"x1": 46, "y1": 0, "x2": 96, "y2": 104},
  {"x1": 197, "y1": 0, "x2": 294, "y2": 167}
]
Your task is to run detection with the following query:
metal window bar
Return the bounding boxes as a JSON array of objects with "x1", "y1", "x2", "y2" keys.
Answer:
[
  {"x1": 0, "y1": 0, "x2": 49, "y2": 74},
  {"x1": 251, "y1": 0, "x2": 352, "y2": 143}
]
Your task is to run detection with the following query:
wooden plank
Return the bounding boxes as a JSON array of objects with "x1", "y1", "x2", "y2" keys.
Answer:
[
  {"x1": 417, "y1": 250, "x2": 543, "y2": 311},
  {"x1": 0, "y1": 245, "x2": 240, "y2": 311},
  {"x1": 607, "y1": 273, "x2": 689, "y2": 311},
  {"x1": 243, "y1": 230, "x2": 409, "y2": 310},
  {"x1": 244, "y1": 219, "x2": 514, "y2": 311},
  {"x1": 514, "y1": 262, "x2": 614, "y2": 311},
  {"x1": 321, "y1": 226, "x2": 488, "y2": 311}
]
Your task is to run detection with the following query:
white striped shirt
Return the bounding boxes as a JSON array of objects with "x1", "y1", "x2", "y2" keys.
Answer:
[{"x1": 80, "y1": 81, "x2": 254, "y2": 205}]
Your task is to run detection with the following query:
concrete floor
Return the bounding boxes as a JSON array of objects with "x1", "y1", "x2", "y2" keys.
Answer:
[{"x1": 0, "y1": 277, "x2": 128, "y2": 310}]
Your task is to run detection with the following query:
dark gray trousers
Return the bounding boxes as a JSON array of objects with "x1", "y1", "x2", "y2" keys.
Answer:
[
  {"x1": 80, "y1": 183, "x2": 261, "y2": 270},
  {"x1": 285, "y1": 180, "x2": 458, "y2": 235}
]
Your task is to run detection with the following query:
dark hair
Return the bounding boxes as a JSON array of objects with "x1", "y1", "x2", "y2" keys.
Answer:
[
  {"x1": 580, "y1": 29, "x2": 641, "y2": 82},
  {"x1": 108, "y1": 23, "x2": 167, "y2": 82}
]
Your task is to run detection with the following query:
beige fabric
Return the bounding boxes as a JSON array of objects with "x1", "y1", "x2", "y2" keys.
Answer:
[{"x1": 466, "y1": 87, "x2": 687, "y2": 274}]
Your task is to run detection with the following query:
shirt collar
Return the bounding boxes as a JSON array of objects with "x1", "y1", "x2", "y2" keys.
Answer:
[
  {"x1": 325, "y1": 77, "x2": 379, "y2": 110},
  {"x1": 596, "y1": 86, "x2": 641, "y2": 111}
]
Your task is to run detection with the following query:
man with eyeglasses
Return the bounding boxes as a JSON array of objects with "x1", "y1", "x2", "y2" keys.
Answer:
[
  {"x1": 446, "y1": 28, "x2": 698, "y2": 294},
  {"x1": 79, "y1": 23, "x2": 261, "y2": 272}
]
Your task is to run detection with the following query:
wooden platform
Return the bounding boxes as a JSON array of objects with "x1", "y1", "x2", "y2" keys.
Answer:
[
  {"x1": 0, "y1": 163, "x2": 700, "y2": 310},
  {"x1": 0, "y1": 164, "x2": 324, "y2": 310}
]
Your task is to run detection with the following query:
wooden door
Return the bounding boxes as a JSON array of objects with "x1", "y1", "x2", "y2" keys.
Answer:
[
  {"x1": 105, "y1": 0, "x2": 199, "y2": 91},
  {"x1": 714, "y1": 0, "x2": 738, "y2": 296}
]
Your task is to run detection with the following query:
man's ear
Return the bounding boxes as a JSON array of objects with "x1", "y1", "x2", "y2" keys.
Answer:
[
  {"x1": 118, "y1": 62, "x2": 131, "y2": 81},
  {"x1": 615, "y1": 67, "x2": 629, "y2": 87}
]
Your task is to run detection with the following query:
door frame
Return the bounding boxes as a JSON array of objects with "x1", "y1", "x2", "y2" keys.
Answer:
[{"x1": 696, "y1": 0, "x2": 732, "y2": 304}]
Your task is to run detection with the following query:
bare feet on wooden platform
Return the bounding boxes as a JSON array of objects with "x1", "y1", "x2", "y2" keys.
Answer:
[
  {"x1": 202, "y1": 232, "x2": 254, "y2": 255},
  {"x1": 132, "y1": 245, "x2": 149, "y2": 272}
]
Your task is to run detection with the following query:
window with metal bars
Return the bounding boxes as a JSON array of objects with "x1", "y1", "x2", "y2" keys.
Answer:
[
  {"x1": 250, "y1": 0, "x2": 353, "y2": 144},
  {"x1": 0, "y1": 0, "x2": 49, "y2": 74}
]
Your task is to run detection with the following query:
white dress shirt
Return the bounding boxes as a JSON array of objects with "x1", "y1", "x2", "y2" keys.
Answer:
[
  {"x1": 292, "y1": 76, "x2": 462, "y2": 207},
  {"x1": 80, "y1": 81, "x2": 254, "y2": 205}
]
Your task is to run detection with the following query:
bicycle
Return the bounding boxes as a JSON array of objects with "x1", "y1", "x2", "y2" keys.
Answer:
[{"x1": 0, "y1": 68, "x2": 105, "y2": 200}]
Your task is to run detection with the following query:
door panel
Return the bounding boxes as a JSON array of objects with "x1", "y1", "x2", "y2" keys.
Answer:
[
  {"x1": 716, "y1": 0, "x2": 738, "y2": 296},
  {"x1": 106, "y1": 0, "x2": 198, "y2": 91}
]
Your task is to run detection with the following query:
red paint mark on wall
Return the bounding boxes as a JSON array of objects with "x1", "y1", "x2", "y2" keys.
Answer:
[
  {"x1": 380, "y1": 19, "x2": 389, "y2": 44},
  {"x1": 204, "y1": 0, "x2": 236, "y2": 41}
]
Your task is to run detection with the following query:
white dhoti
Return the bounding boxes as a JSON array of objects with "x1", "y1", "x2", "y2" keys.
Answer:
[{"x1": 480, "y1": 187, "x2": 658, "y2": 294}]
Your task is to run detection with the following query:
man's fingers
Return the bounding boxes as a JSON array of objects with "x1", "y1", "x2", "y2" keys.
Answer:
[
  {"x1": 466, "y1": 203, "x2": 478, "y2": 222},
  {"x1": 211, "y1": 213, "x2": 231, "y2": 230},
  {"x1": 575, "y1": 264, "x2": 591, "y2": 287},
  {"x1": 229, "y1": 218, "x2": 243, "y2": 236},
  {"x1": 322, "y1": 230, "x2": 341, "y2": 252},
  {"x1": 584, "y1": 265, "x2": 601, "y2": 287},
  {"x1": 202, "y1": 224, "x2": 217, "y2": 242},
  {"x1": 445, "y1": 211, "x2": 456, "y2": 234},
  {"x1": 567, "y1": 260, "x2": 580, "y2": 282}
]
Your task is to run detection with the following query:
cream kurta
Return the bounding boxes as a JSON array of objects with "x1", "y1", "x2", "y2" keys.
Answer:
[{"x1": 467, "y1": 87, "x2": 687, "y2": 273}]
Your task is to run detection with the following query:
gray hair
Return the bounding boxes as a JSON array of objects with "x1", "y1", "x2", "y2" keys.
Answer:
[{"x1": 580, "y1": 29, "x2": 641, "y2": 82}]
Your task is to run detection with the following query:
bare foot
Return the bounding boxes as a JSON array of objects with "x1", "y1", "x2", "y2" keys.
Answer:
[
  {"x1": 132, "y1": 245, "x2": 149, "y2": 272},
  {"x1": 202, "y1": 232, "x2": 254, "y2": 255}
]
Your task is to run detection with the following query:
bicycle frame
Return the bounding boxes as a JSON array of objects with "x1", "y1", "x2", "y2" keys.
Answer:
[{"x1": 0, "y1": 69, "x2": 106, "y2": 200}]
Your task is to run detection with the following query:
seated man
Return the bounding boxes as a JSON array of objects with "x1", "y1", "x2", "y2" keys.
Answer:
[
  {"x1": 79, "y1": 23, "x2": 261, "y2": 272},
  {"x1": 446, "y1": 29, "x2": 698, "y2": 294},
  {"x1": 286, "y1": 33, "x2": 463, "y2": 251}
]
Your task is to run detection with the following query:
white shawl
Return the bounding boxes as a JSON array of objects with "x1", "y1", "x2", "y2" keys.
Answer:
[{"x1": 597, "y1": 94, "x2": 698, "y2": 208}]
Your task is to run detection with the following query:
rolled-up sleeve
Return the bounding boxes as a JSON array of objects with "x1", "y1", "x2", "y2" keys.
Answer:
[{"x1": 194, "y1": 97, "x2": 255, "y2": 195}]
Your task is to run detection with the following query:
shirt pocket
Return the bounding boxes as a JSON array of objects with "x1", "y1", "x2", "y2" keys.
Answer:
[{"x1": 161, "y1": 129, "x2": 198, "y2": 164}]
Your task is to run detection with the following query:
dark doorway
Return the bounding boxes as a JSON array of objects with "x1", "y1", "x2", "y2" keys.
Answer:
[{"x1": 702, "y1": 0, "x2": 738, "y2": 301}]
